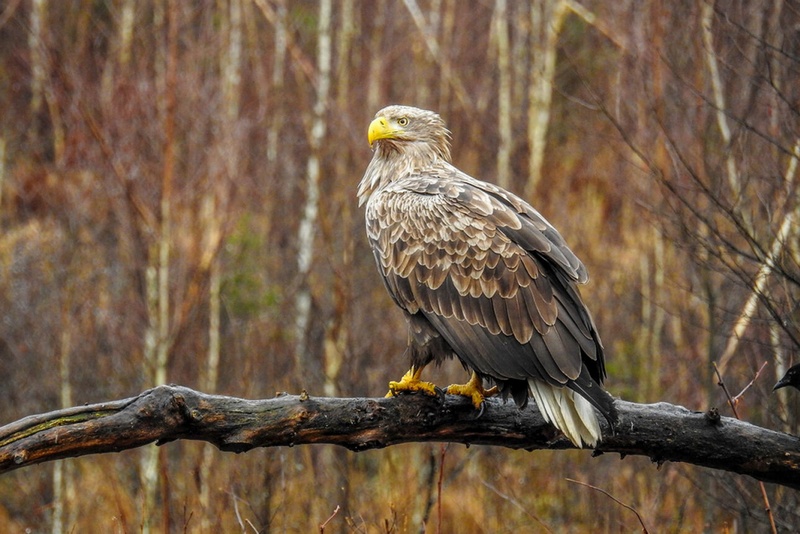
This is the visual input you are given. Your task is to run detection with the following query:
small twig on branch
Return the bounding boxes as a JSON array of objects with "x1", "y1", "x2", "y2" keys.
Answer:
[
  {"x1": 733, "y1": 361, "x2": 769, "y2": 404},
  {"x1": 565, "y1": 478, "x2": 650, "y2": 534},
  {"x1": 712, "y1": 361, "x2": 741, "y2": 418}
]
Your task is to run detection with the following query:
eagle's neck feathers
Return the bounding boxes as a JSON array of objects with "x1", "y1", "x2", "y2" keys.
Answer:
[{"x1": 358, "y1": 137, "x2": 450, "y2": 206}]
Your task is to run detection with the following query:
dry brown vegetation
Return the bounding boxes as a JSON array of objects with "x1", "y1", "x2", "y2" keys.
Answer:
[{"x1": 0, "y1": 0, "x2": 798, "y2": 532}]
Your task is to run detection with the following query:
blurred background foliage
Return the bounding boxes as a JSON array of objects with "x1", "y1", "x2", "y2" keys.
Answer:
[{"x1": 0, "y1": 0, "x2": 799, "y2": 532}]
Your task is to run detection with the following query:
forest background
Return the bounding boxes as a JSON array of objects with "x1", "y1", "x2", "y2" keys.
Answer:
[{"x1": 0, "y1": 0, "x2": 799, "y2": 532}]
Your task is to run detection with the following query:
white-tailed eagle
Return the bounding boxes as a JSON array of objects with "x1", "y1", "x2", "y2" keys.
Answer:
[{"x1": 358, "y1": 105, "x2": 616, "y2": 447}]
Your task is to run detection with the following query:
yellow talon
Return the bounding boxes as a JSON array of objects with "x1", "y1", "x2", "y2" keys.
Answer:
[
  {"x1": 386, "y1": 367, "x2": 439, "y2": 398},
  {"x1": 446, "y1": 372, "x2": 498, "y2": 409}
]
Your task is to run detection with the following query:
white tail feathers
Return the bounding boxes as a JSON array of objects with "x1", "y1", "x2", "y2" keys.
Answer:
[{"x1": 528, "y1": 379, "x2": 602, "y2": 448}]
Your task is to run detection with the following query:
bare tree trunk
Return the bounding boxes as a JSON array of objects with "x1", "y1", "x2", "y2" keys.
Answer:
[
  {"x1": 118, "y1": 0, "x2": 135, "y2": 66},
  {"x1": 700, "y1": 1, "x2": 739, "y2": 194},
  {"x1": 327, "y1": 0, "x2": 356, "y2": 398},
  {"x1": 155, "y1": 7, "x2": 176, "y2": 389},
  {"x1": 292, "y1": 6, "x2": 333, "y2": 519},
  {"x1": 323, "y1": 2, "x2": 359, "y2": 520},
  {"x1": 101, "y1": 0, "x2": 135, "y2": 105},
  {"x1": 771, "y1": 0, "x2": 796, "y2": 426},
  {"x1": 511, "y1": 1, "x2": 529, "y2": 121},
  {"x1": 0, "y1": 136, "x2": 5, "y2": 231},
  {"x1": 30, "y1": 3, "x2": 71, "y2": 530},
  {"x1": 437, "y1": 0, "x2": 456, "y2": 115},
  {"x1": 28, "y1": 0, "x2": 46, "y2": 116},
  {"x1": 198, "y1": 255, "x2": 222, "y2": 532},
  {"x1": 717, "y1": 138, "x2": 800, "y2": 374},
  {"x1": 198, "y1": 2, "x2": 242, "y2": 529},
  {"x1": 367, "y1": 0, "x2": 386, "y2": 112},
  {"x1": 402, "y1": 0, "x2": 471, "y2": 109},
  {"x1": 28, "y1": 0, "x2": 64, "y2": 164},
  {"x1": 51, "y1": 308, "x2": 74, "y2": 534},
  {"x1": 334, "y1": 0, "x2": 354, "y2": 112},
  {"x1": 647, "y1": 229, "x2": 665, "y2": 400},
  {"x1": 266, "y1": 1, "x2": 286, "y2": 166},
  {"x1": 714, "y1": 0, "x2": 797, "y2": 379},
  {"x1": 494, "y1": 0, "x2": 512, "y2": 189},
  {"x1": 141, "y1": 2, "x2": 179, "y2": 531},
  {"x1": 524, "y1": 0, "x2": 565, "y2": 198},
  {"x1": 294, "y1": 0, "x2": 332, "y2": 371}
]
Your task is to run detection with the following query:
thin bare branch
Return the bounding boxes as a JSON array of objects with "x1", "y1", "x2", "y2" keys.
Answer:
[
  {"x1": 733, "y1": 361, "x2": 769, "y2": 404},
  {"x1": 718, "y1": 139, "x2": 800, "y2": 374}
]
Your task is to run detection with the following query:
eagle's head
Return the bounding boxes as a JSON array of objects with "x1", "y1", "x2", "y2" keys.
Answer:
[{"x1": 367, "y1": 105, "x2": 452, "y2": 163}]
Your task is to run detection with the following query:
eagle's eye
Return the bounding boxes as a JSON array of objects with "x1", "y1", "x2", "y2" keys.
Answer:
[{"x1": 397, "y1": 117, "x2": 409, "y2": 126}]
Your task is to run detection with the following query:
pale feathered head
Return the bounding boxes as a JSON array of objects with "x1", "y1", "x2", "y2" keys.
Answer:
[{"x1": 367, "y1": 105, "x2": 452, "y2": 162}]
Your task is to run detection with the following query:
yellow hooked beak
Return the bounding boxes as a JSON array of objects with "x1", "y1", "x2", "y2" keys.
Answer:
[{"x1": 368, "y1": 116, "x2": 398, "y2": 147}]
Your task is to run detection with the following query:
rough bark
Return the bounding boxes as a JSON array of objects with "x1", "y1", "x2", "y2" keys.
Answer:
[{"x1": 0, "y1": 385, "x2": 798, "y2": 489}]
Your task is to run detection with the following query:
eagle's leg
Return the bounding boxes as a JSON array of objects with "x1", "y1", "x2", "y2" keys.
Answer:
[
  {"x1": 386, "y1": 366, "x2": 440, "y2": 398},
  {"x1": 445, "y1": 372, "x2": 499, "y2": 409}
]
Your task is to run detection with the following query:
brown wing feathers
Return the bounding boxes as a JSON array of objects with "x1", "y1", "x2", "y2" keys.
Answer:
[
  {"x1": 373, "y1": 179, "x2": 597, "y2": 386},
  {"x1": 378, "y1": 175, "x2": 617, "y2": 425}
]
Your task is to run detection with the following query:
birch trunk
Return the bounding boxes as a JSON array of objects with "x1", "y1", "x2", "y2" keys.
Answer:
[
  {"x1": 524, "y1": 0, "x2": 565, "y2": 199},
  {"x1": 198, "y1": 256, "x2": 222, "y2": 532},
  {"x1": 28, "y1": 0, "x2": 46, "y2": 116},
  {"x1": 765, "y1": 0, "x2": 794, "y2": 431},
  {"x1": 402, "y1": 0, "x2": 471, "y2": 108},
  {"x1": 0, "y1": 136, "x2": 5, "y2": 233},
  {"x1": 141, "y1": 2, "x2": 179, "y2": 531},
  {"x1": 198, "y1": 1, "x2": 242, "y2": 528},
  {"x1": 28, "y1": 0, "x2": 64, "y2": 164},
  {"x1": 101, "y1": 0, "x2": 136, "y2": 105},
  {"x1": 294, "y1": 0, "x2": 332, "y2": 371},
  {"x1": 647, "y1": 229, "x2": 665, "y2": 400},
  {"x1": 292, "y1": 1, "x2": 334, "y2": 523},
  {"x1": 367, "y1": 0, "x2": 386, "y2": 112},
  {"x1": 511, "y1": 1, "x2": 529, "y2": 121},
  {"x1": 437, "y1": 0, "x2": 456, "y2": 114},
  {"x1": 327, "y1": 0, "x2": 356, "y2": 398},
  {"x1": 30, "y1": 3, "x2": 71, "y2": 530},
  {"x1": 494, "y1": 0, "x2": 512, "y2": 189},
  {"x1": 266, "y1": 1, "x2": 286, "y2": 165},
  {"x1": 700, "y1": 1, "x2": 739, "y2": 194},
  {"x1": 51, "y1": 309, "x2": 74, "y2": 534},
  {"x1": 140, "y1": 263, "x2": 160, "y2": 534},
  {"x1": 717, "y1": 139, "x2": 800, "y2": 374}
]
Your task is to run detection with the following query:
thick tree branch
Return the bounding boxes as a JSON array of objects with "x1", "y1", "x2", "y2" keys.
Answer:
[{"x1": 0, "y1": 385, "x2": 798, "y2": 489}]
